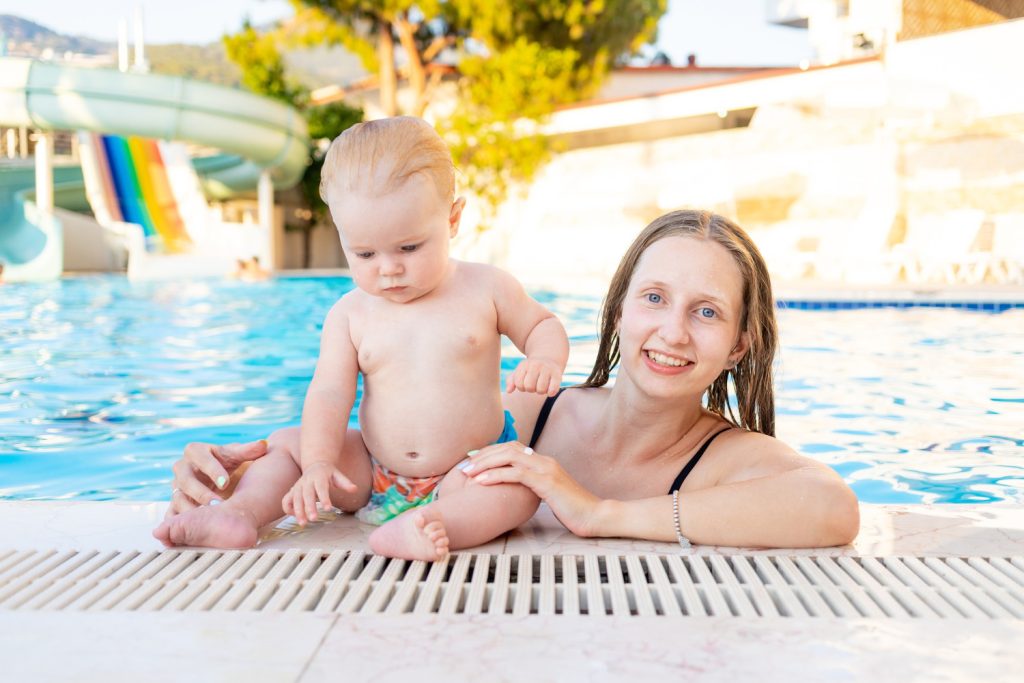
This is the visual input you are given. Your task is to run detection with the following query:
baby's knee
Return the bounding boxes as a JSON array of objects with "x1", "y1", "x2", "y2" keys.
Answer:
[{"x1": 266, "y1": 426, "x2": 302, "y2": 466}]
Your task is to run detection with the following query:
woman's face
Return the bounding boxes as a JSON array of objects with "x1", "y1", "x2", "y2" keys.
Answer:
[{"x1": 617, "y1": 235, "x2": 749, "y2": 398}]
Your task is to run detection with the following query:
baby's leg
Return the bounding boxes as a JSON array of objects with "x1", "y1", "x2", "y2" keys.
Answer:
[
  {"x1": 368, "y1": 469, "x2": 540, "y2": 560},
  {"x1": 154, "y1": 427, "x2": 372, "y2": 549}
]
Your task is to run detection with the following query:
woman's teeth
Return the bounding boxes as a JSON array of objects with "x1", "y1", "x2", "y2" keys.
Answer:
[{"x1": 646, "y1": 350, "x2": 689, "y2": 367}]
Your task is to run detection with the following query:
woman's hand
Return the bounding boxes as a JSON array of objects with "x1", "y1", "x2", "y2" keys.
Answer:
[
  {"x1": 463, "y1": 441, "x2": 604, "y2": 537},
  {"x1": 166, "y1": 439, "x2": 269, "y2": 518}
]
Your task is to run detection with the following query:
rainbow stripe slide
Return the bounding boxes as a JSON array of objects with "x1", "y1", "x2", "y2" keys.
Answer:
[{"x1": 92, "y1": 133, "x2": 190, "y2": 252}]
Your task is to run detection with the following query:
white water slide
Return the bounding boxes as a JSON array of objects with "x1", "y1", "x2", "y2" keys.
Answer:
[{"x1": 0, "y1": 57, "x2": 310, "y2": 281}]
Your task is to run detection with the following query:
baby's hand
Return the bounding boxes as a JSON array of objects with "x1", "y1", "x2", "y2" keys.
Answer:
[
  {"x1": 506, "y1": 358, "x2": 563, "y2": 396},
  {"x1": 282, "y1": 461, "x2": 353, "y2": 526}
]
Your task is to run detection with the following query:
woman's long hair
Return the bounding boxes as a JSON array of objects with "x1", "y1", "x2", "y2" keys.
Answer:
[{"x1": 582, "y1": 209, "x2": 778, "y2": 436}]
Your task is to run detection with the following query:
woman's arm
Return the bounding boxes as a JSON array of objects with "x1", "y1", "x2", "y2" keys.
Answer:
[
  {"x1": 466, "y1": 435, "x2": 860, "y2": 548},
  {"x1": 595, "y1": 465, "x2": 859, "y2": 548}
]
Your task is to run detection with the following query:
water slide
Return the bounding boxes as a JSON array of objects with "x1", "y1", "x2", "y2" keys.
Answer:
[{"x1": 0, "y1": 57, "x2": 310, "y2": 281}]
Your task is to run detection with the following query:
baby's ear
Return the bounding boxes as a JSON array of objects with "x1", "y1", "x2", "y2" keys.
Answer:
[{"x1": 449, "y1": 197, "x2": 466, "y2": 237}]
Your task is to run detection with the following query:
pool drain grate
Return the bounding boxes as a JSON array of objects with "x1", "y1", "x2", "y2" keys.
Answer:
[{"x1": 0, "y1": 549, "x2": 1022, "y2": 618}]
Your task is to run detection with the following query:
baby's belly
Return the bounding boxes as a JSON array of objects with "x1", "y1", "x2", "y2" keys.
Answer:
[{"x1": 358, "y1": 390, "x2": 507, "y2": 478}]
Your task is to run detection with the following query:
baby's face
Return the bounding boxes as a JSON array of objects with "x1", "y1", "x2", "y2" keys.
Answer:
[{"x1": 330, "y1": 174, "x2": 459, "y2": 304}]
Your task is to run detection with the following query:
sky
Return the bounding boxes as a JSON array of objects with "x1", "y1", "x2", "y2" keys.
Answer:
[{"x1": 3, "y1": 0, "x2": 814, "y2": 66}]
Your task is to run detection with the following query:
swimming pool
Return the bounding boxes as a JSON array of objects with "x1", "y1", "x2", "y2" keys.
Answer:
[{"x1": 1, "y1": 276, "x2": 1021, "y2": 504}]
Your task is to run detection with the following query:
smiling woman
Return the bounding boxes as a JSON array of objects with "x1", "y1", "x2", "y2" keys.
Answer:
[{"x1": 164, "y1": 209, "x2": 860, "y2": 550}]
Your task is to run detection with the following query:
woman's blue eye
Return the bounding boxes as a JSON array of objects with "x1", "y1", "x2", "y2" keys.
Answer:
[
  {"x1": 646, "y1": 293, "x2": 662, "y2": 304},
  {"x1": 699, "y1": 307, "x2": 716, "y2": 318}
]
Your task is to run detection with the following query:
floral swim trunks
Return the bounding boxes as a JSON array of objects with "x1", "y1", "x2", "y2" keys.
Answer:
[{"x1": 355, "y1": 410, "x2": 517, "y2": 526}]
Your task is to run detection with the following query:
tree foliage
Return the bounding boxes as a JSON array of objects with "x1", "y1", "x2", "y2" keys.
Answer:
[{"x1": 226, "y1": 1, "x2": 666, "y2": 224}]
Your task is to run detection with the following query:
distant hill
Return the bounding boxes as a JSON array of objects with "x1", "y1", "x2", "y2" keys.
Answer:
[
  {"x1": 1, "y1": 14, "x2": 112, "y2": 56},
  {"x1": 146, "y1": 43, "x2": 241, "y2": 87},
  {"x1": 1, "y1": 13, "x2": 365, "y2": 93}
]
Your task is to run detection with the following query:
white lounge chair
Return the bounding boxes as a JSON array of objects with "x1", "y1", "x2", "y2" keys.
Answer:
[{"x1": 891, "y1": 209, "x2": 991, "y2": 285}]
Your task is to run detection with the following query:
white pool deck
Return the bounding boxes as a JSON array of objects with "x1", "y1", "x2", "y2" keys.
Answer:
[{"x1": 1, "y1": 501, "x2": 1022, "y2": 682}]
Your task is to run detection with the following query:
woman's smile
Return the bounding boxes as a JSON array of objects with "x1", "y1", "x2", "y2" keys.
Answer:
[{"x1": 642, "y1": 349, "x2": 694, "y2": 374}]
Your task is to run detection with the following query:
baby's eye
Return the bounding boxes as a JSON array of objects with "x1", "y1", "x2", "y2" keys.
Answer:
[
  {"x1": 645, "y1": 293, "x2": 662, "y2": 304},
  {"x1": 355, "y1": 251, "x2": 374, "y2": 259},
  {"x1": 400, "y1": 244, "x2": 419, "y2": 253},
  {"x1": 699, "y1": 307, "x2": 716, "y2": 318}
]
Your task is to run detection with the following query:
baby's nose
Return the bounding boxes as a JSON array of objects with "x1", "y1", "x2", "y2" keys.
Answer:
[{"x1": 379, "y1": 257, "x2": 402, "y2": 275}]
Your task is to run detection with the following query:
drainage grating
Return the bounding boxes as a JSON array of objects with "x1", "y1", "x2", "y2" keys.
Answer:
[{"x1": 1, "y1": 549, "x2": 1022, "y2": 618}]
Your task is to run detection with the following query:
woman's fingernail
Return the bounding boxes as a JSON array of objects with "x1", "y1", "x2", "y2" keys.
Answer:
[
  {"x1": 459, "y1": 462, "x2": 474, "y2": 473},
  {"x1": 474, "y1": 474, "x2": 489, "y2": 483},
  {"x1": 208, "y1": 498, "x2": 221, "y2": 506},
  {"x1": 216, "y1": 476, "x2": 228, "y2": 489},
  {"x1": 259, "y1": 439, "x2": 268, "y2": 448},
  {"x1": 467, "y1": 449, "x2": 479, "y2": 456}
]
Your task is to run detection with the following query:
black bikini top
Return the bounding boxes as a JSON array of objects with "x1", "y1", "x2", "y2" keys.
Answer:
[{"x1": 528, "y1": 388, "x2": 731, "y2": 494}]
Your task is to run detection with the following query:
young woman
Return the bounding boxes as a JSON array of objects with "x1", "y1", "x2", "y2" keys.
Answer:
[{"x1": 159, "y1": 210, "x2": 859, "y2": 549}]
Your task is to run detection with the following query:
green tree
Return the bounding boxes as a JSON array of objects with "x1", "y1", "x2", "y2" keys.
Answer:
[
  {"x1": 443, "y1": 1, "x2": 665, "y2": 222},
  {"x1": 284, "y1": 0, "x2": 451, "y2": 117},
  {"x1": 230, "y1": 0, "x2": 666, "y2": 224}
]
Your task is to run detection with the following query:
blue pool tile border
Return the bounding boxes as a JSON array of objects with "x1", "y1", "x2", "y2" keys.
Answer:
[{"x1": 777, "y1": 300, "x2": 1024, "y2": 311}]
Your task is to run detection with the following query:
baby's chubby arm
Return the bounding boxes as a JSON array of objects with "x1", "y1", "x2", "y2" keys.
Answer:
[
  {"x1": 491, "y1": 268, "x2": 569, "y2": 396},
  {"x1": 284, "y1": 298, "x2": 361, "y2": 522}
]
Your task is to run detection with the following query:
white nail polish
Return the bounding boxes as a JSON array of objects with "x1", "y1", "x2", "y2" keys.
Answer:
[{"x1": 208, "y1": 498, "x2": 221, "y2": 506}]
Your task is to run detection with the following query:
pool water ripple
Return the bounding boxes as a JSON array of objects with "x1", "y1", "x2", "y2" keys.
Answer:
[{"x1": 1, "y1": 277, "x2": 1022, "y2": 504}]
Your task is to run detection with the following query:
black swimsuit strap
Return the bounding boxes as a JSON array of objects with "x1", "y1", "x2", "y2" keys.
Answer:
[
  {"x1": 529, "y1": 388, "x2": 567, "y2": 449},
  {"x1": 668, "y1": 427, "x2": 732, "y2": 494}
]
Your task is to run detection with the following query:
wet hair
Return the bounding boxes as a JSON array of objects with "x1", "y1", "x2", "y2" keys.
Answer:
[
  {"x1": 319, "y1": 116, "x2": 455, "y2": 204},
  {"x1": 583, "y1": 209, "x2": 778, "y2": 436}
]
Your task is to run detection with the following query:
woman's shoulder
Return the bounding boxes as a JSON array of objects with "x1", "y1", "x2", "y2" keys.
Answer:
[
  {"x1": 502, "y1": 385, "x2": 607, "y2": 444},
  {"x1": 710, "y1": 423, "x2": 824, "y2": 484}
]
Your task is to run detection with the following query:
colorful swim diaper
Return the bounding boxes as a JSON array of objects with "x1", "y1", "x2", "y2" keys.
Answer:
[{"x1": 355, "y1": 410, "x2": 517, "y2": 525}]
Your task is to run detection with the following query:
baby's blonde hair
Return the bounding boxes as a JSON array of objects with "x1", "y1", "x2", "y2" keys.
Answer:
[{"x1": 319, "y1": 116, "x2": 455, "y2": 204}]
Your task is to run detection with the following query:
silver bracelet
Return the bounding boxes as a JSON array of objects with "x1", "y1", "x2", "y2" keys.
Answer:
[{"x1": 672, "y1": 489, "x2": 692, "y2": 549}]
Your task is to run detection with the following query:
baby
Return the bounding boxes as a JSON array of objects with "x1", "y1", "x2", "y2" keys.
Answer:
[{"x1": 154, "y1": 117, "x2": 567, "y2": 560}]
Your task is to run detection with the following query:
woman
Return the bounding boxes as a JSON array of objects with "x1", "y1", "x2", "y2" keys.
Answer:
[{"x1": 159, "y1": 210, "x2": 859, "y2": 549}]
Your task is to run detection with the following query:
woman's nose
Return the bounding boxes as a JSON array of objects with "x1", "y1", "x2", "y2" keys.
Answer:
[{"x1": 658, "y1": 312, "x2": 690, "y2": 345}]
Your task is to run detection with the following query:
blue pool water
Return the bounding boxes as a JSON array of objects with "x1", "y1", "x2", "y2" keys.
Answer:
[{"x1": 1, "y1": 276, "x2": 1021, "y2": 504}]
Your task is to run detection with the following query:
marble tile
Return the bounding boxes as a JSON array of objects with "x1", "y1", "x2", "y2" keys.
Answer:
[
  {"x1": 305, "y1": 615, "x2": 1024, "y2": 682},
  {"x1": 0, "y1": 612, "x2": 336, "y2": 683},
  {"x1": 0, "y1": 501, "x2": 505, "y2": 555},
  {"x1": 854, "y1": 503, "x2": 1024, "y2": 556},
  {"x1": 256, "y1": 509, "x2": 507, "y2": 555},
  {"x1": 0, "y1": 501, "x2": 167, "y2": 551},
  {"x1": 2, "y1": 501, "x2": 1022, "y2": 558},
  {"x1": 503, "y1": 503, "x2": 1024, "y2": 557}
]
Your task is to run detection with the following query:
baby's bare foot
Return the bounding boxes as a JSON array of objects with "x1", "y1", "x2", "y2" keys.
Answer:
[
  {"x1": 368, "y1": 507, "x2": 450, "y2": 561},
  {"x1": 152, "y1": 504, "x2": 259, "y2": 549}
]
